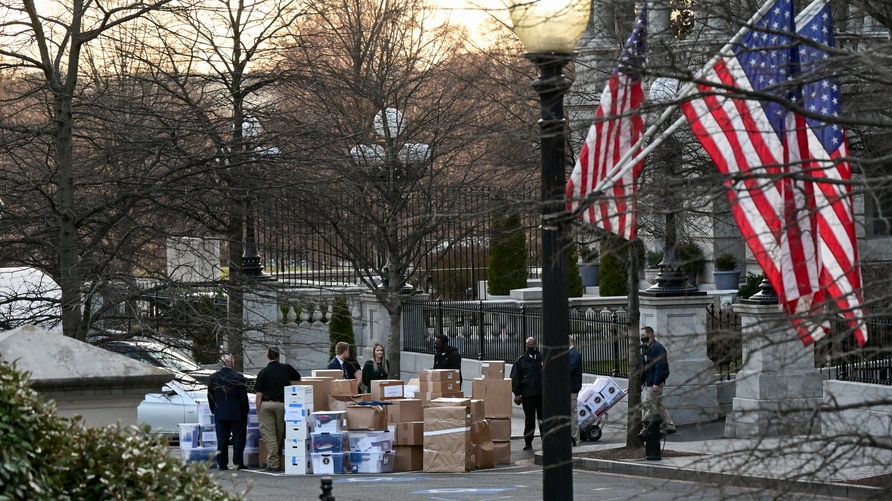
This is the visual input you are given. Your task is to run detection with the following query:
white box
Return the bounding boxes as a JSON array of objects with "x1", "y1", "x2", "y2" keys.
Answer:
[
  {"x1": 348, "y1": 430, "x2": 394, "y2": 453},
  {"x1": 285, "y1": 421, "x2": 310, "y2": 439},
  {"x1": 311, "y1": 411, "x2": 346, "y2": 432},
  {"x1": 285, "y1": 402, "x2": 312, "y2": 422},
  {"x1": 589, "y1": 377, "x2": 623, "y2": 403},
  {"x1": 349, "y1": 451, "x2": 395, "y2": 473},
  {"x1": 285, "y1": 385, "x2": 314, "y2": 405},
  {"x1": 284, "y1": 455, "x2": 310, "y2": 475},
  {"x1": 285, "y1": 438, "x2": 309, "y2": 457},
  {"x1": 197, "y1": 400, "x2": 214, "y2": 426}
]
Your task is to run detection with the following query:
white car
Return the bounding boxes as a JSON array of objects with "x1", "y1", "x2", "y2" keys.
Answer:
[{"x1": 137, "y1": 377, "x2": 208, "y2": 438}]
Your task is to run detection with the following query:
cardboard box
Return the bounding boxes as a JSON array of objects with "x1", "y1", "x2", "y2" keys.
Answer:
[
  {"x1": 296, "y1": 378, "x2": 332, "y2": 412},
  {"x1": 471, "y1": 378, "x2": 513, "y2": 418},
  {"x1": 330, "y1": 379, "x2": 360, "y2": 396},
  {"x1": 489, "y1": 418, "x2": 512, "y2": 442},
  {"x1": 419, "y1": 380, "x2": 462, "y2": 393},
  {"x1": 386, "y1": 399, "x2": 423, "y2": 424},
  {"x1": 416, "y1": 391, "x2": 463, "y2": 403},
  {"x1": 312, "y1": 369, "x2": 344, "y2": 379},
  {"x1": 284, "y1": 454, "x2": 309, "y2": 475},
  {"x1": 311, "y1": 452, "x2": 348, "y2": 475},
  {"x1": 393, "y1": 445, "x2": 423, "y2": 471},
  {"x1": 473, "y1": 442, "x2": 495, "y2": 469},
  {"x1": 329, "y1": 394, "x2": 363, "y2": 412},
  {"x1": 370, "y1": 380, "x2": 405, "y2": 400},
  {"x1": 311, "y1": 432, "x2": 349, "y2": 453},
  {"x1": 492, "y1": 441, "x2": 511, "y2": 465},
  {"x1": 285, "y1": 438, "x2": 309, "y2": 457},
  {"x1": 284, "y1": 402, "x2": 312, "y2": 422},
  {"x1": 480, "y1": 361, "x2": 506, "y2": 379},
  {"x1": 285, "y1": 420, "x2": 309, "y2": 440},
  {"x1": 395, "y1": 421, "x2": 424, "y2": 445},
  {"x1": 470, "y1": 419, "x2": 492, "y2": 444},
  {"x1": 285, "y1": 385, "x2": 313, "y2": 405},
  {"x1": 429, "y1": 397, "x2": 472, "y2": 409},
  {"x1": 349, "y1": 451, "x2": 395, "y2": 473},
  {"x1": 423, "y1": 406, "x2": 471, "y2": 473},
  {"x1": 469, "y1": 399, "x2": 486, "y2": 422},
  {"x1": 346, "y1": 404, "x2": 388, "y2": 431},
  {"x1": 419, "y1": 369, "x2": 461, "y2": 382},
  {"x1": 311, "y1": 411, "x2": 346, "y2": 432},
  {"x1": 348, "y1": 430, "x2": 394, "y2": 452}
]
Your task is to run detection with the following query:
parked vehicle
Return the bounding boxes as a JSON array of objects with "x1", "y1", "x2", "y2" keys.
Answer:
[
  {"x1": 97, "y1": 339, "x2": 256, "y2": 391},
  {"x1": 137, "y1": 377, "x2": 207, "y2": 438}
]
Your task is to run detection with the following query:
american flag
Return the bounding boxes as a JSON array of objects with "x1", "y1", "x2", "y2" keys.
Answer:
[
  {"x1": 797, "y1": 1, "x2": 868, "y2": 346},
  {"x1": 680, "y1": 0, "x2": 830, "y2": 344},
  {"x1": 566, "y1": 7, "x2": 647, "y2": 241}
]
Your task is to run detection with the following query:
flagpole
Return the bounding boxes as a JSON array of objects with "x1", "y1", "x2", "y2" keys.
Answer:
[{"x1": 583, "y1": 0, "x2": 824, "y2": 198}]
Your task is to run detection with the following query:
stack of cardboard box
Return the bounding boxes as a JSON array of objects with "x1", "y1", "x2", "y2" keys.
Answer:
[
  {"x1": 472, "y1": 361, "x2": 513, "y2": 464},
  {"x1": 423, "y1": 399, "x2": 472, "y2": 473},
  {"x1": 389, "y1": 398, "x2": 424, "y2": 471},
  {"x1": 577, "y1": 377, "x2": 624, "y2": 428},
  {"x1": 469, "y1": 399, "x2": 495, "y2": 469},
  {"x1": 416, "y1": 369, "x2": 462, "y2": 403},
  {"x1": 283, "y1": 385, "x2": 314, "y2": 475}
]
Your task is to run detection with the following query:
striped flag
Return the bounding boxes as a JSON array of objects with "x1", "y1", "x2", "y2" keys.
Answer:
[
  {"x1": 680, "y1": 0, "x2": 829, "y2": 344},
  {"x1": 796, "y1": 1, "x2": 868, "y2": 346},
  {"x1": 566, "y1": 7, "x2": 647, "y2": 241}
]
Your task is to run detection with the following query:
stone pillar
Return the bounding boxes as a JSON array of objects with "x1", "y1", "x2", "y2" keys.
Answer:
[
  {"x1": 639, "y1": 294, "x2": 718, "y2": 425},
  {"x1": 724, "y1": 302, "x2": 822, "y2": 438}
]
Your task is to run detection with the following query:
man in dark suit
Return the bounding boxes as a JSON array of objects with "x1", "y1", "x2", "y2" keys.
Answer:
[
  {"x1": 207, "y1": 354, "x2": 249, "y2": 470},
  {"x1": 327, "y1": 341, "x2": 357, "y2": 379},
  {"x1": 511, "y1": 337, "x2": 543, "y2": 451}
]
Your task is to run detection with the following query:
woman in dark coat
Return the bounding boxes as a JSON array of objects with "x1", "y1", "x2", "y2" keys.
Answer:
[{"x1": 362, "y1": 343, "x2": 389, "y2": 393}]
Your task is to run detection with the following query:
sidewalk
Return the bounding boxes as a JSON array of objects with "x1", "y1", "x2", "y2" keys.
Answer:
[{"x1": 510, "y1": 408, "x2": 889, "y2": 499}]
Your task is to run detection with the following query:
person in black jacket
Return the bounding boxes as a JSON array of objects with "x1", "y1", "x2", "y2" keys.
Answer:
[
  {"x1": 511, "y1": 337, "x2": 543, "y2": 451},
  {"x1": 640, "y1": 326, "x2": 676, "y2": 434},
  {"x1": 254, "y1": 348, "x2": 301, "y2": 471},
  {"x1": 207, "y1": 354, "x2": 250, "y2": 470},
  {"x1": 432, "y1": 334, "x2": 462, "y2": 383}
]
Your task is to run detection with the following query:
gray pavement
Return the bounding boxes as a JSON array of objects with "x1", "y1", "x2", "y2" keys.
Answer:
[
  {"x1": 530, "y1": 411, "x2": 891, "y2": 500},
  {"x1": 199, "y1": 406, "x2": 889, "y2": 499}
]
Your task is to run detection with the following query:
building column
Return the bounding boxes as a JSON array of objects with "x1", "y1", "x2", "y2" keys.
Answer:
[
  {"x1": 639, "y1": 294, "x2": 718, "y2": 425},
  {"x1": 724, "y1": 302, "x2": 822, "y2": 438}
]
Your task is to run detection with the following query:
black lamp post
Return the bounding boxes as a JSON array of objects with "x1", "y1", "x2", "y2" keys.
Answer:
[
  {"x1": 506, "y1": 1, "x2": 589, "y2": 499},
  {"x1": 241, "y1": 118, "x2": 278, "y2": 280}
]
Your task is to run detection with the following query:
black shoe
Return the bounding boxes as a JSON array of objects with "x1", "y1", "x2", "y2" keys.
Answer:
[
  {"x1": 522, "y1": 444, "x2": 532, "y2": 451},
  {"x1": 218, "y1": 466, "x2": 229, "y2": 471},
  {"x1": 663, "y1": 427, "x2": 677, "y2": 435},
  {"x1": 264, "y1": 466, "x2": 279, "y2": 473},
  {"x1": 572, "y1": 438, "x2": 578, "y2": 447}
]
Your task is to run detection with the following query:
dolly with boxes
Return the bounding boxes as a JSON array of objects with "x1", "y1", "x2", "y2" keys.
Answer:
[{"x1": 577, "y1": 376, "x2": 627, "y2": 441}]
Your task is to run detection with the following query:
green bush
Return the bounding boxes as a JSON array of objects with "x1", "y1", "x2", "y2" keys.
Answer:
[
  {"x1": 676, "y1": 241, "x2": 705, "y2": 275},
  {"x1": 567, "y1": 244, "x2": 583, "y2": 298},
  {"x1": 714, "y1": 252, "x2": 738, "y2": 271},
  {"x1": 487, "y1": 213, "x2": 528, "y2": 295},
  {"x1": 738, "y1": 272, "x2": 765, "y2": 299},
  {"x1": 0, "y1": 359, "x2": 243, "y2": 501},
  {"x1": 599, "y1": 236, "x2": 628, "y2": 297},
  {"x1": 328, "y1": 296, "x2": 356, "y2": 359}
]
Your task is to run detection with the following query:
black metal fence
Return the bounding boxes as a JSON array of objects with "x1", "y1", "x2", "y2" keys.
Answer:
[
  {"x1": 404, "y1": 298, "x2": 892, "y2": 386},
  {"x1": 402, "y1": 299, "x2": 629, "y2": 378}
]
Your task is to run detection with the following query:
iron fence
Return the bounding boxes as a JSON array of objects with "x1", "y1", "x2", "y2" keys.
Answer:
[{"x1": 402, "y1": 299, "x2": 629, "y2": 378}]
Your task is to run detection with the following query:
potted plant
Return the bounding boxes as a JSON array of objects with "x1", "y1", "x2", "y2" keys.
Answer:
[
  {"x1": 578, "y1": 245, "x2": 600, "y2": 287},
  {"x1": 713, "y1": 252, "x2": 741, "y2": 290},
  {"x1": 676, "y1": 241, "x2": 705, "y2": 286}
]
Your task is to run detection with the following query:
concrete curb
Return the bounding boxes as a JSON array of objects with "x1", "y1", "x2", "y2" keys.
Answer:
[{"x1": 532, "y1": 452, "x2": 886, "y2": 499}]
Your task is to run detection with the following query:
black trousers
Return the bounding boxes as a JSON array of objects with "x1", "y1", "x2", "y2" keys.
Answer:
[
  {"x1": 521, "y1": 395, "x2": 543, "y2": 446},
  {"x1": 215, "y1": 418, "x2": 247, "y2": 468}
]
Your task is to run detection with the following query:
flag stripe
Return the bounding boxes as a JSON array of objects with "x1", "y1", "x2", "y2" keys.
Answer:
[{"x1": 567, "y1": 8, "x2": 646, "y2": 241}]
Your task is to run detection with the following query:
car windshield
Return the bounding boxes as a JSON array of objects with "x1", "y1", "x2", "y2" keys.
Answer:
[{"x1": 149, "y1": 349, "x2": 201, "y2": 373}]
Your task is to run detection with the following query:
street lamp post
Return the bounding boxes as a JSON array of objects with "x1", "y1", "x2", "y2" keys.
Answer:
[
  {"x1": 505, "y1": 1, "x2": 589, "y2": 499},
  {"x1": 241, "y1": 118, "x2": 278, "y2": 280}
]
